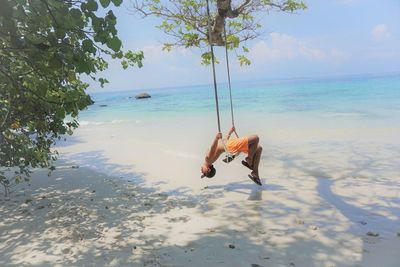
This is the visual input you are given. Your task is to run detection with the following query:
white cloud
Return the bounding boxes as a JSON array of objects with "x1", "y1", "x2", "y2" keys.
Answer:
[
  {"x1": 140, "y1": 44, "x2": 193, "y2": 64},
  {"x1": 248, "y1": 33, "x2": 347, "y2": 64},
  {"x1": 371, "y1": 24, "x2": 390, "y2": 42}
]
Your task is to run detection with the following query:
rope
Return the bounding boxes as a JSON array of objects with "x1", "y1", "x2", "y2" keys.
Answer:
[
  {"x1": 223, "y1": 21, "x2": 240, "y2": 161},
  {"x1": 205, "y1": 0, "x2": 231, "y2": 157},
  {"x1": 206, "y1": 0, "x2": 222, "y2": 134},
  {"x1": 223, "y1": 22, "x2": 239, "y2": 138}
]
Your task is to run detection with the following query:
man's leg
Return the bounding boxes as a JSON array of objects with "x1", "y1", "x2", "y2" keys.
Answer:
[
  {"x1": 246, "y1": 135, "x2": 259, "y2": 168},
  {"x1": 251, "y1": 145, "x2": 263, "y2": 178}
]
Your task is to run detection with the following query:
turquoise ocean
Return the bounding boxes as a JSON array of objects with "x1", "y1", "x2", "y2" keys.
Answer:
[{"x1": 81, "y1": 73, "x2": 400, "y2": 128}]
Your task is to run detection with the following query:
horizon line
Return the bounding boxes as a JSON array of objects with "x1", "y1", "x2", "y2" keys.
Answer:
[{"x1": 88, "y1": 70, "x2": 400, "y2": 95}]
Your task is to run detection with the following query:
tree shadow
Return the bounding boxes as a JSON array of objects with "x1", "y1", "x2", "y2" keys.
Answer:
[
  {"x1": 1, "y1": 142, "x2": 399, "y2": 266},
  {"x1": 0, "y1": 158, "x2": 200, "y2": 266},
  {"x1": 272, "y1": 142, "x2": 400, "y2": 266}
]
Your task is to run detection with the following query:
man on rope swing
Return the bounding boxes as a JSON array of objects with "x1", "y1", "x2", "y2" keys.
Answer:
[{"x1": 200, "y1": 127, "x2": 263, "y2": 186}]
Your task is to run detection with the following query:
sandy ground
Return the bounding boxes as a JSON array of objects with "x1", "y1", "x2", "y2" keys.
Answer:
[{"x1": 1, "y1": 114, "x2": 400, "y2": 266}]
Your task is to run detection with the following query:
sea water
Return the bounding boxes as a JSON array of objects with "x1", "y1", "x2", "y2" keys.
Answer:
[{"x1": 79, "y1": 73, "x2": 400, "y2": 128}]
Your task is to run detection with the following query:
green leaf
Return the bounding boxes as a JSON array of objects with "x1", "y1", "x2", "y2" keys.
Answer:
[
  {"x1": 86, "y1": 0, "x2": 98, "y2": 12},
  {"x1": 100, "y1": 0, "x2": 111, "y2": 8},
  {"x1": 82, "y1": 39, "x2": 97, "y2": 54},
  {"x1": 106, "y1": 37, "x2": 122, "y2": 52},
  {"x1": 238, "y1": 55, "x2": 251, "y2": 66},
  {"x1": 112, "y1": 0, "x2": 123, "y2": 6},
  {"x1": 70, "y1": 8, "x2": 82, "y2": 21}
]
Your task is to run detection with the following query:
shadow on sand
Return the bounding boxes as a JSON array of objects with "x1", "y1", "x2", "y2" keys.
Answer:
[{"x1": 1, "y1": 142, "x2": 399, "y2": 266}]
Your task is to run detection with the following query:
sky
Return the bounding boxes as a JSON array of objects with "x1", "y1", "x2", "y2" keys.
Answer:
[{"x1": 87, "y1": 0, "x2": 400, "y2": 92}]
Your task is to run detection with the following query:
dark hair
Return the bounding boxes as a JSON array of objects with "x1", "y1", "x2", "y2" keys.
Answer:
[{"x1": 204, "y1": 165, "x2": 216, "y2": 178}]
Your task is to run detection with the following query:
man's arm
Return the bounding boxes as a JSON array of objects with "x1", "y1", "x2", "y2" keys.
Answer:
[{"x1": 205, "y1": 132, "x2": 222, "y2": 164}]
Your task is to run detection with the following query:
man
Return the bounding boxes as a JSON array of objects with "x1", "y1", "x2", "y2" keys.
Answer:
[{"x1": 200, "y1": 127, "x2": 263, "y2": 186}]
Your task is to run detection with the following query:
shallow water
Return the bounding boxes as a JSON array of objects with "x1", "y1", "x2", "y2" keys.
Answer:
[{"x1": 81, "y1": 73, "x2": 400, "y2": 128}]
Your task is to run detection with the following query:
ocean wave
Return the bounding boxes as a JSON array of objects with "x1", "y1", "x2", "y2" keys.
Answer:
[
  {"x1": 79, "y1": 120, "x2": 105, "y2": 126},
  {"x1": 79, "y1": 119, "x2": 142, "y2": 126},
  {"x1": 111, "y1": 120, "x2": 124, "y2": 124},
  {"x1": 320, "y1": 112, "x2": 368, "y2": 118}
]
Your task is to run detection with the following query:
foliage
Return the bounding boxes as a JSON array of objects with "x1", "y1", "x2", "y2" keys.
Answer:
[
  {"x1": 0, "y1": 0, "x2": 144, "y2": 196},
  {"x1": 131, "y1": 0, "x2": 306, "y2": 65}
]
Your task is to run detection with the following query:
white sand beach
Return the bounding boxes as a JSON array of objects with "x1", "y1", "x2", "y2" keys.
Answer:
[{"x1": 1, "y1": 113, "x2": 399, "y2": 267}]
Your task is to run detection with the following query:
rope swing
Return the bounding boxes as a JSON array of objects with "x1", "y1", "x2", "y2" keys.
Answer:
[{"x1": 206, "y1": 0, "x2": 239, "y2": 162}]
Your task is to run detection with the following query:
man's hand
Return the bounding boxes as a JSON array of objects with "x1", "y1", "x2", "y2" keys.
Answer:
[
  {"x1": 216, "y1": 132, "x2": 222, "y2": 140},
  {"x1": 228, "y1": 126, "x2": 235, "y2": 135}
]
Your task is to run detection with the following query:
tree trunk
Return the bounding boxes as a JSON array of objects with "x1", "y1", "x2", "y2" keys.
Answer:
[{"x1": 210, "y1": 0, "x2": 243, "y2": 45}]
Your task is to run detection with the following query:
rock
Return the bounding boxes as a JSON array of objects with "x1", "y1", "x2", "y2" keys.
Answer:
[
  {"x1": 366, "y1": 231, "x2": 379, "y2": 237},
  {"x1": 20, "y1": 208, "x2": 30, "y2": 214},
  {"x1": 251, "y1": 264, "x2": 262, "y2": 267},
  {"x1": 294, "y1": 218, "x2": 304, "y2": 225},
  {"x1": 71, "y1": 165, "x2": 79, "y2": 169},
  {"x1": 135, "y1": 92, "x2": 151, "y2": 99},
  {"x1": 25, "y1": 199, "x2": 32, "y2": 204},
  {"x1": 228, "y1": 244, "x2": 235, "y2": 249}
]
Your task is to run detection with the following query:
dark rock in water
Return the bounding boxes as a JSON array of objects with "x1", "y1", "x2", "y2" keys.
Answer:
[
  {"x1": 366, "y1": 231, "x2": 379, "y2": 237},
  {"x1": 99, "y1": 104, "x2": 108, "y2": 107},
  {"x1": 135, "y1": 92, "x2": 151, "y2": 99},
  {"x1": 228, "y1": 244, "x2": 235, "y2": 249}
]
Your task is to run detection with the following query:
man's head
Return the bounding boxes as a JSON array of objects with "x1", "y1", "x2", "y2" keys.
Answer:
[{"x1": 201, "y1": 164, "x2": 216, "y2": 178}]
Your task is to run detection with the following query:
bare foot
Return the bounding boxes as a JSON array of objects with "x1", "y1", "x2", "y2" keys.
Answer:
[
  {"x1": 245, "y1": 157, "x2": 253, "y2": 166},
  {"x1": 241, "y1": 160, "x2": 253, "y2": 170},
  {"x1": 248, "y1": 173, "x2": 262, "y2": 186},
  {"x1": 251, "y1": 171, "x2": 259, "y2": 179}
]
